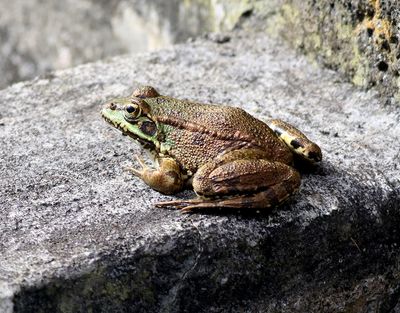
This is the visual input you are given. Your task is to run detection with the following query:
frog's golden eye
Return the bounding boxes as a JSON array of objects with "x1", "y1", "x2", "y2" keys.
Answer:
[
  {"x1": 126, "y1": 105, "x2": 136, "y2": 113},
  {"x1": 124, "y1": 104, "x2": 141, "y2": 121}
]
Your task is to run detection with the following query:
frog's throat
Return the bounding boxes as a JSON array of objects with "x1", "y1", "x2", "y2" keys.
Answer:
[{"x1": 101, "y1": 108, "x2": 159, "y2": 151}]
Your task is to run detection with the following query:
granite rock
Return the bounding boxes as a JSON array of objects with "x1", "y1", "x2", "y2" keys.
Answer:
[{"x1": 0, "y1": 31, "x2": 399, "y2": 312}]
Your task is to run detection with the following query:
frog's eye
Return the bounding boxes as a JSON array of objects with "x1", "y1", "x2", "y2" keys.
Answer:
[
  {"x1": 124, "y1": 104, "x2": 141, "y2": 121},
  {"x1": 126, "y1": 105, "x2": 136, "y2": 113}
]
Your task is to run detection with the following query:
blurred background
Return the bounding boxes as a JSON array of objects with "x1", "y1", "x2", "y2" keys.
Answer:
[
  {"x1": 0, "y1": 0, "x2": 253, "y2": 90},
  {"x1": 3, "y1": 0, "x2": 397, "y2": 101}
]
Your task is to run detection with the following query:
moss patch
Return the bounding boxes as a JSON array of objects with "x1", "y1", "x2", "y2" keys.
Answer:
[{"x1": 260, "y1": 0, "x2": 400, "y2": 103}]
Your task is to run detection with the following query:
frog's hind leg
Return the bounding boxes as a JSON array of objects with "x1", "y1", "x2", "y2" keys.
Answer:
[
  {"x1": 155, "y1": 158, "x2": 301, "y2": 213},
  {"x1": 266, "y1": 119, "x2": 322, "y2": 163}
]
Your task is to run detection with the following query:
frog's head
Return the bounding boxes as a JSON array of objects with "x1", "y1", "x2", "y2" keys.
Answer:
[{"x1": 101, "y1": 95, "x2": 160, "y2": 150}]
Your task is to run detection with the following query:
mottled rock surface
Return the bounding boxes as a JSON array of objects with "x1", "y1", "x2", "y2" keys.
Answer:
[
  {"x1": 0, "y1": 31, "x2": 399, "y2": 312},
  {"x1": 262, "y1": 0, "x2": 400, "y2": 103}
]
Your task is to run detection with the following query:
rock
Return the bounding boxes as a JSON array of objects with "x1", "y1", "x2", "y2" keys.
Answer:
[
  {"x1": 261, "y1": 0, "x2": 400, "y2": 103},
  {"x1": 0, "y1": 30, "x2": 399, "y2": 312}
]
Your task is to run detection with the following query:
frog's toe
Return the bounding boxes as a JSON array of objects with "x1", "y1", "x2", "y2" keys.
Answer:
[
  {"x1": 155, "y1": 198, "x2": 205, "y2": 209},
  {"x1": 125, "y1": 166, "x2": 143, "y2": 177},
  {"x1": 154, "y1": 200, "x2": 179, "y2": 208},
  {"x1": 156, "y1": 198, "x2": 225, "y2": 213},
  {"x1": 134, "y1": 154, "x2": 147, "y2": 167},
  {"x1": 179, "y1": 203, "x2": 220, "y2": 213},
  {"x1": 180, "y1": 206, "x2": 200, "y2": 214},
  {"x1": 125, "y1": 155, "x2": 149, "y2": 177}
]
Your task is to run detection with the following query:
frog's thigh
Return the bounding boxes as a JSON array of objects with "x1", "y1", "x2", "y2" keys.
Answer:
[
  {"x1": 137, "y1": 157, "x2": 184, "y2": 194},
  {"x1": 193, "y1": 159, "x2": 300, "y2": 207}
]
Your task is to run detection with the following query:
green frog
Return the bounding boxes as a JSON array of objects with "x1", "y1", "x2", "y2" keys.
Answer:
[{"x1": 101, "y1": 86, "x2": 322, "y2": 213}]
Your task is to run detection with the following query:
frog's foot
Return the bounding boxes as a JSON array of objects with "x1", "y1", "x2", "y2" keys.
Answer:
[
  {"x1": 156, "y1": 197, "x2": 245, "y2": 213},
  {"x1": 125, "y1": 155, "x2": 148, "y2": 177},
  {"x1": 155, "y1": 197, "x2": 247, "y2": 213},
  {"x1": 126, "y1": 156, "x2": 185, "y2": 195},
  {"x1": 266, "y1": 119, "x2": 322, "y2": 163},
  {"x1": 155, "y1": 198, "x2": 206, "y2": 213},
  {"x1": 155, "y1": 182, "x2": 298, "y2": 213}
]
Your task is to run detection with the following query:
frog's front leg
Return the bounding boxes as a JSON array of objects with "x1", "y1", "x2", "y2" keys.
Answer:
[
  {"x1": 127, "y1": 156, "x2": 184, "y2": 194},
  {"x1": 156, "y1": 149, "x2": 301, "y2": 212}
]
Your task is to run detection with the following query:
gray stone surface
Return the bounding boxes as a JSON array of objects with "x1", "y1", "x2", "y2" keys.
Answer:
[{"x1": 0, "y1": 30, "x2": 399, "y2": 312}]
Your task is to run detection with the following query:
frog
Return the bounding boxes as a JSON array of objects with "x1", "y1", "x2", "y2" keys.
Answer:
[{"x1": 101, "y1": 86, "x2": 322, "y2": 213}]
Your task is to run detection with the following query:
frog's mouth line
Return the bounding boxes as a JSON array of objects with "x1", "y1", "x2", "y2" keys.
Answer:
[
  {"x1": 102, "y1": 114, "x2": 129, "y2": 133},
  {"x1": 102, "y1": 115, "x2": 156, "y2": 151}
]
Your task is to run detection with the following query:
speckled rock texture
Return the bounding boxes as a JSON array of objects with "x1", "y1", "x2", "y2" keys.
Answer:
[
  {"x1": 0, "y1": 31, "x2": 399, "y2": 312},
  {"x1": 263, "y1": 0, "x2": 400, "y2": 104}
]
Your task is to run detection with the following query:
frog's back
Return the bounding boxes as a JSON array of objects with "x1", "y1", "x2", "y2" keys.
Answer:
[
  {"x1": 149, "y1": 96, "x2": 292, "y2": 171},
  {"x1": 150, "y1": 97, "x2": 269, "y2": 139}
]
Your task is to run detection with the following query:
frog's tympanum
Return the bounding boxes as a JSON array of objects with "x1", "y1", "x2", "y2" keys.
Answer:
[{"x1": 101, "y1": 86, "x2": 322, "y2": 213}]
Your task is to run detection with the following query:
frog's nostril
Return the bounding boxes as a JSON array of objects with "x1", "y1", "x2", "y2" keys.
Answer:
[{"x1": 109, "y1": 102, "x2": 117, "y2": 110}]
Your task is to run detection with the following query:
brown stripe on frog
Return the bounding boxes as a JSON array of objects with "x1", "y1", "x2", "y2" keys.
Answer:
[{"x1": 156, "y1": 116, "x2": 266, "y2": 148}]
